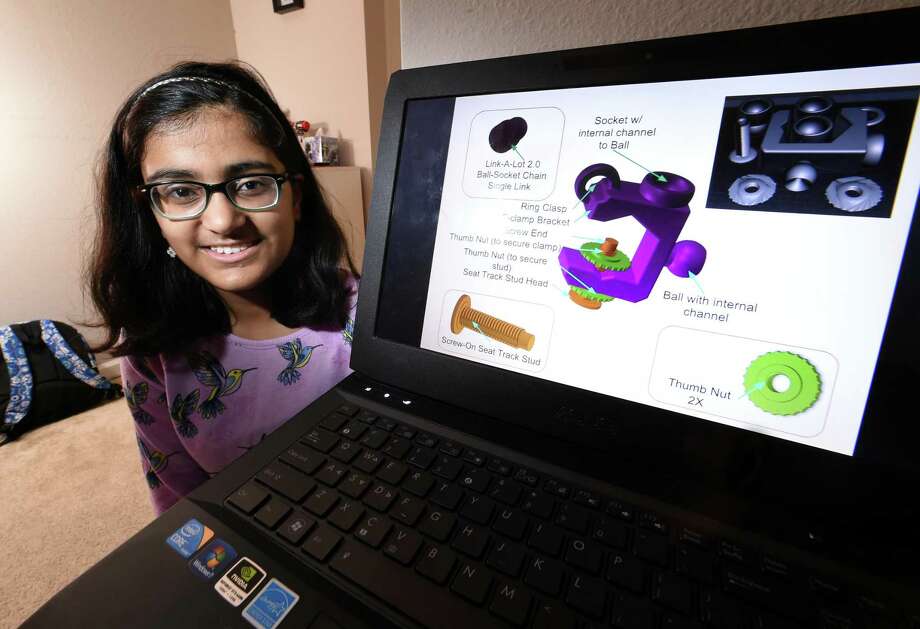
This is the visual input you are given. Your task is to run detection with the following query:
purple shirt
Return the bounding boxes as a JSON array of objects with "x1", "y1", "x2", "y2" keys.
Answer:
[{"x1": 122, "y1": 317, "x2": 353, "y2": 514}]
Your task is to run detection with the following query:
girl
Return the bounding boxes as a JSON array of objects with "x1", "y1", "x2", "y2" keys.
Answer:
[{"x1": 87, "y1": 61, "x2": 357, "y2": 514}]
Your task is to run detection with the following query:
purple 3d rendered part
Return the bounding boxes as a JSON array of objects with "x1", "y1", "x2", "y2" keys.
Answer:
[{"x1": 559, "y1": 164, "x2": 707, "y2": 304}]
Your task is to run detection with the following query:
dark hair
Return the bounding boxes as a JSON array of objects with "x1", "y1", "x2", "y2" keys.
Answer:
[{"x1": 86, "y1": 60, "x2": 356, "y2": 357}]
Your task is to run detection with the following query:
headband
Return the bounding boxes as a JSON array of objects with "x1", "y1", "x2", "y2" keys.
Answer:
[{"x1": 132, "y1": 75, "x2": 275, "y2": 119}]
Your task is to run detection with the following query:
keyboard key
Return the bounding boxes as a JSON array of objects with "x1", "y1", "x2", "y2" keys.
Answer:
[
  {"x1": 522, "y1": 490, "x2": 555, "y2": 520},
  {"x1": 719, "y1": 540, "x2": 753, "y2": 565},
  {"x1": 610, "y1": 592, "x2": 655, "y2": 629},
  {"x1": 227, "y1": 482, "x2": 269, "y2": 514},
  {"x1": 431, "y1": 482, "x2": 464, "y2": 510},
  {"x1": 376, "y1": 417, "x2": 397, "y2": 431},
  {"x1": 439, "y1": 441, "x2": 462, "y2": 457},
  {"x1": 339, "y1": 471, "x2": 372, "y2": 498},
  {"x1": 556, "y1": 503, "x2": 591, "y2": 534},
  {"x1": 384, "y1": 527, "x2": 423, "y2": 565},
  {"x1": 254, "y1": 498, "x2": 291, "y2": 529},
  {"x1": 330, "y1": 439, "x2": 362, "y2": 463},
  {"x1": 354, "y1": 513, "x2": 391, "y2": 548},
  {"x1": 419, "y1": 509, "x2": 456, "y2": 542},
  {"x1": 392, "y1": 495, "x2": 425, "y2": 525},
  {"x1": 607, "y1": 500, "x2": 635, "y2": 522},
  {"x1": 377, "y1": 460, "x2": 408, "y2": 485},
  {"x1": 607, "y1": 552, "x2": 646, "y2": 594},
  {"x1": 331, "y1": 540, "x2": 489, "y2": 629},
  {"x1": 513, "y1": 467, "x2": 538, "y2": 486},
  {"x1": 544, "y1": 479, "x2": 570, "y2": 498},
  {"x1": 363, "y1": 483, "x2": 398, "y2": 512},
  {"x1": 532, "y1": 601, "x2": 576, "y2": 629},
  {"x1": 634, "y1": 529, "x2": 668, "y2": 566},
  {"x1": 566, "y1": 574, "x2": 606, "y2": 619},
  {"x1": 493, "y1": 508, "x2": 529, "y2": 541},
  {"x1": 463, "y1": 449, "x2": 486, "y2": 466},
  {"x1": 489, "y1": 579, "x2": 532, "y2": 626},
  {"x1": 652, "y1": 572, "x2": 693, "y2": 615},
  {"x1": 301, "y1": 428, "x2": 339, "y2": 453},
  {"x1": 280, "y1": 443, "x2": 325, "y2": 475},
  {"x1": 316, "y1": 461, "x2": 348, "y2": 487},
  {"x1": 700, "y1": 590, "x2": 748, "y2": 629},
  {"x1": 354, "y1": 450, "x2": 383, "y2": 474},
  {"x1": 460, "y1": 494, "x2": 495, "y2": 524},
  {"x1": 335, "y1": 403, "x2": 359, "y2": 417},
  {"x1": 382, "y1": 437, "x2": 411, "y2": 460},
  {"x1": 302, "y1": 524, "x2": 341, "y2": 561},
  {"x1": 256, "y1": 463, "x2": 315, "y2": 502},
  {"x1": 722, "y1": 565, "x2": 808, "y2": 620},
  {"x1": 395, "y1": 425, "x2": 416, "y2": 439},
  {"x1": 432, "y1": 456, "x2": 463, "y2": 481},
  {"x1": 486, "y1": 539, "x2": 526, "y2": 577},
  {"x1": 678, "y1": 527, "x2": 709, "y2": 549},
  {"x1": 359, "y1": 428, "x2": 389, "y2": 450},
  {"x1": 356, "y1": 409, "x2": 378, "y2": 423},
  {"x1": 639, "y1": 512, "x2": 669, "y2": 535},
  {"x1": 415, "y1": 432, "x2": 438, "y2": 448},
  {"x1": 458, "y1": 467, "x2": 492, "y2": 493},
  {"x1": 277, "y1": 511, "x2": 315, "y2": 545},
  {"x1": 451, "y1": 521, "x2": 490, "y2": 558},
  {"x1": 574, "y1": 489, "x2": 602, "y2": 509},
  {"x1": 487, "y1": 458, "x2": 512, "y2": 476},
  {"x1": 524, "y1": 555, "x2": 564, "y2": 596},
  {"x1": 529, "y1": 522, "x2": 565, "y2": 557},
  {"x1": 489, "y1": 478, "x2": 523, "y2": 505},
  {"x1": 404, "y1": 470, "x2": 435, "y2": 497},
  {"x1": 339, "y1": 420, "x2": 368, "y2": 440},
  {"x1": 417, "y1": 544, "x2": 456, "y2": 584},
  {"x1": 592, "y1": 517, "x2": 628, "y2": 549},
  {"x1": 564, "y1": 536, "x2": 604, "y2": 575},
  {"x1": 328, "y1": 499, "x2": 364, "y2": 532},
  {"x1": 677, "y1": 545, "x2": 715, "y2": 584},
  {"x1": 320, "y1": 413, "x2": 350, "y2": 432},
  {"x1": 304, "y1": 487, "x2": 339, "y2": 517},
  {"x1": 451, "y1": 562, "x2": 493, "y2": 604}
]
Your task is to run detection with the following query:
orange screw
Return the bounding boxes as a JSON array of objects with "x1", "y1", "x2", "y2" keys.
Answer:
[{"x1": 450, "y1": 294, "x2": 535, "y2": 351}]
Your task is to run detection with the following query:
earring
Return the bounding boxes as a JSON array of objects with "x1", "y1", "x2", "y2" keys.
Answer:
[{"x1": 166, "y1": 246, "x2": 177, "y2": 258}]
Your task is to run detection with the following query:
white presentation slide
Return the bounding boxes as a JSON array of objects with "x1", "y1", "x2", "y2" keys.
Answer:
[{"x1": 419, "y1": 64, "x2": 920, "y2": 455}]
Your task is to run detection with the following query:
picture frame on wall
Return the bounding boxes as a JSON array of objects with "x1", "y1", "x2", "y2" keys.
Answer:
[{"x1": 272, "y1": 0, "x2": 304, "y2": 14}]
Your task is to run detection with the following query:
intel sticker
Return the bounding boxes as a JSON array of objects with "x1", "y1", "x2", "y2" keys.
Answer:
[
  {"x1": 242, "y1": 578, "x2": 299, "y2": 628},
  {"x1": 190, "y1": 538, "x2": 238, "y2": 581},
  {"x1": 166, "y1": 518, "x2": 214, "y2": 558}
]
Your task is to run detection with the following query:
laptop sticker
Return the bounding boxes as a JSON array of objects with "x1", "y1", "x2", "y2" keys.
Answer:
[
  {"x1": 215, "y1": 557, "x2": 267, "y2": 607},
  {"x1": 242, "y1": 578, "x2": 300, "y2": 629},
  {"x1": 165, "y1": 518, "x2": 214, "y2": 558},
  {"x1": 189, "y1": 538, "x2": 238, "y2": 581}
]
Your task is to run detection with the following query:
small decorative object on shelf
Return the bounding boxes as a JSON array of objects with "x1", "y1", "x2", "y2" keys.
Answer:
[
  {"x1": 272, "y1": 0, "x2": 304, "y2": 15},
  {"x1": 304, "y1": 134, "x2": 339, "y2": 166}
]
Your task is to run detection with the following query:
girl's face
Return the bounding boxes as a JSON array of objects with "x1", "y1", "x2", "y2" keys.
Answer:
[{"x1": 140, "y1": 107, "x2": 300, "y2": 303}]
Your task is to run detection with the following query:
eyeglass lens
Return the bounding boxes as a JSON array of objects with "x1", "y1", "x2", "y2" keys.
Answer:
[{"x1": 150, "y1": 175, "x2": 280, "y2": 217}]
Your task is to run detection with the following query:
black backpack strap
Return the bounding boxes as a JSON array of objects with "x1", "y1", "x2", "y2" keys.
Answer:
[
  {"x1": 0, "y1": 325, "x2": 34, "y2": 425},
  {"x1": 39, "y1": 321, "x2": 113, "y2": 390}
]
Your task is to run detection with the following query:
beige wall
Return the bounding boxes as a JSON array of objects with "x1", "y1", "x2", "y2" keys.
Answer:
[
  {"x1": 230, "y1": 0, "x2": 401, "y2": 214},
  {"x1": 0, "y1": 0, "x2": 237, "y2": 345},
  {"x1": 401, "y1": 0, "x2": 920, "y2": 68}
]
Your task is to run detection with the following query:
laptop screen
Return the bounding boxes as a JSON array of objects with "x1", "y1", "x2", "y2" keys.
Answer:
[{"x1": 372, "y1": 62, "x2": 920, "y2": 458}]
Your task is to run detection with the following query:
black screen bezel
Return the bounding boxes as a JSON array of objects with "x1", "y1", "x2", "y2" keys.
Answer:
[{"x1": 354, "y1": 9, "x2": 920, "y2": 543}]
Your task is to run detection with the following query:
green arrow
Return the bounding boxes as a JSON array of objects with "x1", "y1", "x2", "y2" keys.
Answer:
[
  {"x1": 572, "y1": 183, "x2": 597, "y2": 221},
  {"x1": 579, "y1": 245, "x2": 602, "y2": 255},
  {"x1": 688, "y1": 271, "x2": 704, "y2": 295},
  {"x1": 738, "y1": 381, "x2": 765, "y2": 400},
  {"x1": 511, "y1": 143, "x2": 525, "y2": 161},
  {"x1": 471, "y1": 321, "x2": 486, "y2": 336},
  {"x1": 611, "y1": 148, "x2": 667, "y2": 182}
]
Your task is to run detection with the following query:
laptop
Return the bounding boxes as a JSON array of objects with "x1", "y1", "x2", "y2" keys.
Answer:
[{"x1": 25, "y1": 8, "x2": 920, "y2": 628}]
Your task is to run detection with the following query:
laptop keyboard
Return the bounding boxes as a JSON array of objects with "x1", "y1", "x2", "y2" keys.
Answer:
[{"x1": 225, "y1": 403, "x2": 906, "y2": 629}]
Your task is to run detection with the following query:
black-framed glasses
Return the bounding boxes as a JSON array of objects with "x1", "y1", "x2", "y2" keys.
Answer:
[{"x1": 138, "y1": 172, "x2": 295, "y2": 221}]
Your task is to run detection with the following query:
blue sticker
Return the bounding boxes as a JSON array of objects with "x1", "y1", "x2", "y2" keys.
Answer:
[
  {"x1": 166, "y1": 518, "x2": 214, "y2": 558},
  {"x1": 189, "y1": 538, "x2": 238, "y2": 580},
  {"x1": 242, "y1": 578, "x2": 300, "y2": 628}
]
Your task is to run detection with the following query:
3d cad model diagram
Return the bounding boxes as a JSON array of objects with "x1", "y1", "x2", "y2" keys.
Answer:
[{"x1": 559, "y1": 164, "x2": 707, "y2": 309}]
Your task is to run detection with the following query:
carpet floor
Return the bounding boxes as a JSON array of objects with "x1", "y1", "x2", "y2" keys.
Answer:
[{"x1": 0, "y1": 398, "x2": 154, "y2": 628}]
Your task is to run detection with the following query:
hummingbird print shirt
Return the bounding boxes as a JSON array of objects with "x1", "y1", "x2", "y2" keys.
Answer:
[{"x1": 122, "y1": 316, "x2": 354, "y2": 515}]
